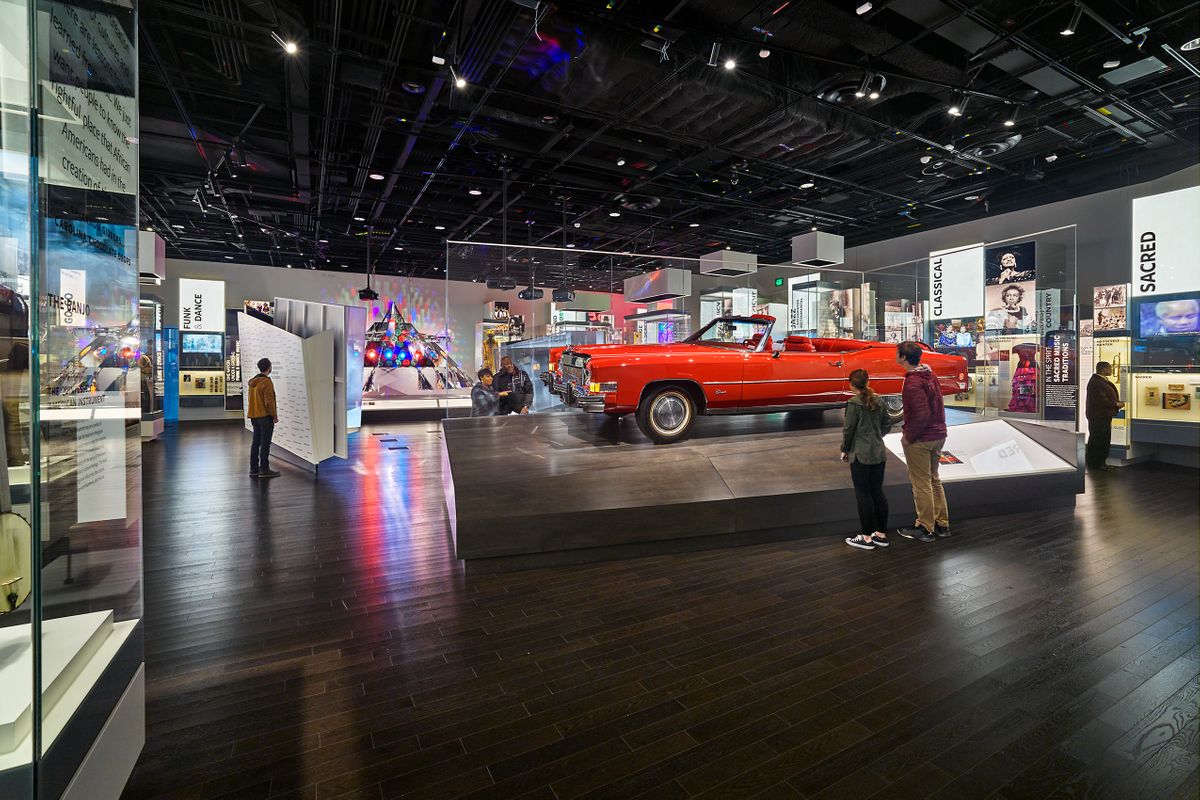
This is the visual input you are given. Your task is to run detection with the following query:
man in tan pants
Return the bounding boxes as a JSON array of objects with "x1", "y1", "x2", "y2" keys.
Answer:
[{"x1": 894, "y1": 342, "x2": 950, "y2": 542}]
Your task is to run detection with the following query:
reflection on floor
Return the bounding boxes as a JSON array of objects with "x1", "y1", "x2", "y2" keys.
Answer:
[{"x1": 123, "y1": 418, "x2": 1200, "y2": 800}]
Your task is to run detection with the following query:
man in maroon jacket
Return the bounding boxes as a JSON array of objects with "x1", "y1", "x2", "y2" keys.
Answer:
[
  {"x1": 895, "y1": 341, "x2": 950, "y2": 543},
  {"x1": 1085, "y1": 361, "x2": 1124, "y2": 471}
]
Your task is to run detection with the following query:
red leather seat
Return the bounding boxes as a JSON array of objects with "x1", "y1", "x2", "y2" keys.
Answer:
[
  {"x1": 746, "y1": 334, "x2": 773, "y2": 351},
  {"x1": 784, "y1": 335, "x2": 816, "y2": 353}
]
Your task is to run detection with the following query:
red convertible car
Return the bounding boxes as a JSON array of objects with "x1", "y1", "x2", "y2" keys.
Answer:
[{"x1": 548, "y1": 315, "x2": 968, "y2": 443}]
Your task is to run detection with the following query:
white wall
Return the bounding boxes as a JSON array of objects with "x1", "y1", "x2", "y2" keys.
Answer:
[
  {"x1": 163, "y1": 259, "x2": 569, "y2": 373},
  {"x1": 841, "y1": 165, "x2": 1200, "y2": 293}
]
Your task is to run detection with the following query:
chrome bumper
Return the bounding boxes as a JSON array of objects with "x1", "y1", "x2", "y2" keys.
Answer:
[{"x1": 566, "y1": 383, "x2": 607, "y2": 412}]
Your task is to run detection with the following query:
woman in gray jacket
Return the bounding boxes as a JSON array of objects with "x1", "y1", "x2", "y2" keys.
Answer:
[{"x1": 840, "y1": 369, "x2": 892, "y2": 550}]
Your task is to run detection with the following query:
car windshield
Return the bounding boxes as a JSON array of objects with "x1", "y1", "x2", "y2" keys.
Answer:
[{"x1": 687, "y1": 317, "x2": 773, "y2": 349}]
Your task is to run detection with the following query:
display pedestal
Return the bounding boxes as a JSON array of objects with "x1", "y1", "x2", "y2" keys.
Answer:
[
  {"x1": 140, "y1": 412, "x2": 164, "y2": 441},
  {"x1": 443, "y1": 413, "x2": 1082, "y2": 571}
]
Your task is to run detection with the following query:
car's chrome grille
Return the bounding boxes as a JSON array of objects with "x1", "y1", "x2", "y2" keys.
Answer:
[{"x1": 562, "y1": 364, "x2": 585, "y2": 386}]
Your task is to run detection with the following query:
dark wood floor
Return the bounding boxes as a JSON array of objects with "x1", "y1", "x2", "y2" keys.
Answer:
[{"x1": 123, "y1": 420, "x2": 1200, "y2": 800}]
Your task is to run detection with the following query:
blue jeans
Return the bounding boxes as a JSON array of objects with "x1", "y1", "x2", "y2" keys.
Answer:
[{"x1": 250, "y1": 417, "x2": 274, "y2": 473}]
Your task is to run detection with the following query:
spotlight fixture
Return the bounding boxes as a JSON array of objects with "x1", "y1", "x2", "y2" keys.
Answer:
[
  {"x1": 270, "y1": 31, "x2": 298, "y2": 54},
  {"x1": 468, "y1": 187, "x2": 483, "y2": 196},
  {"x1": 856, "y1": 2, "x2": 872, "y2": 14},
  {"x1": 566, "y1": 243, "x2": 576, "y2": 248},
  {"x1": 608, "y1": 211, "x2": 621, "y2": 217},
  {"x1": 964, "y1": 195, "x2": 980, "y2": 201},
  {"x1": 707, "y1": 42, "x2": 721, "y2": 67},
  {"x1": 810, "y1": 225, "x2": 818, "y2": 231},
  {"x1": 224, "y1": 255, "x2": 233, "y2": 260},
  {"x1": 948, "y1": 104, "x2": 962, "y2": 117},
  {"x1": 1004, "y1": 107, "x2": 1019, "y2": 127},
  {"x1": 724, "y1": 58, "x2": 736, "y2": 70},
  {"x1": 868, "y1": 74, "x2": 886, "y2": 100},
  {"x1": 394, "y1": 246, "x2": 404, "y2": 251},
  {"x1": 1045, "y1": 153, "x2": 1059, "y2": 163},
  {"x1": 616, "y1": 156, "x2": 626, "y2": 166},
  {"x1": 434, "y1": 225, "x2": 446, "y2": 230},
  {"x1": 171, "y1": 223, "x2": 184, "y2": 229},
  {"x1": 450, "y1": 65, "x2": 467, "y2": 89},
  {"x1": 573, "y1": 222, "x2": 581, "y2": 228},
  {"x1": 369, "y1": 172, "x2": 384, "y2": 180},
  {"x1": 919, "y1": 155, "x2": 933, "y2": 164},
  {"x1": 1061, "y1": 4, "x2": 1082, "y2": 36},
  {"x1": 800, "y1": 181, "x2": 815, "y2": 189},
  {"x1": 689, "y1": 222, "x2": 700, "y2": 227},
  {"x1": 319, "y1": 238, "x2": 329, "y2": 243},
  {"x1": 758, "y1": 49, "x2": 771, "y2": 58},
  {"x1": 855, "y1": 73, "x2": 870, "y2": 98},
  {"x1": 354, "y1": 216, "x2": 366, "y2": 221}
]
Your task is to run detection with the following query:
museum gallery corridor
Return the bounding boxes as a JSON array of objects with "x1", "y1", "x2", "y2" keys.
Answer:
[{"x1": 124, "y1": 421, "x2": 1200, "y2": 800}]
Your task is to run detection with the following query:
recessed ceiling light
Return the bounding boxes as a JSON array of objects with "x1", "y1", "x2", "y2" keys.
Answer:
[
  {"x1": 758, "y1": 49, "x2": 770, "y2": 58},
  {"x1": 616, "y1": 157, "x2": 626, "y2": 166},
  {"x1": 369, "y1": 173, "x2": 384, "y2": 180},
  {"x1": 1183, "y1": 37, "x2": 1200, "y2": 52},
  {"x1": 573, "y1": 222, "x2": 581, "y2": 228},
  {"x1": 609, "y1": 211, "x2": 621, "y2": 217},
  {"x1": 723, "y1": 59, "x2": 736, "y2": 70},
  {"x1": 434, "y1": 225, "x2": 446, "y2": 230},
  {"x1": 354, "y1": 216, "x2": 365, "y2": 221},
  {"x1": 689, "y1": 222, "x2": 700, "y2": 227},
  {"x1": 468, "y1": 188, "x2": 483, "y2": 196},
  {"x1": 800, "y1": 181, "x2": 815, "y2": 189}
]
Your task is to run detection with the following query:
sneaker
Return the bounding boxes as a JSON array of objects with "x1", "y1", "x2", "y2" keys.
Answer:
[
  {"x1": 871, "y1": 533, "x2": 890, "y2": 547},
  {"x1": 898, "y1": 526, "x2": 936, "y2": 543},
  {"x1": 934, "y1": 524, "x2": 952, "y2": 539},
  {"x1": 259, "y1": 469, "x2": 281, "y2": 478},
  {"x1": 845, "y1": 535, "x2": 875, "y2": 550}
]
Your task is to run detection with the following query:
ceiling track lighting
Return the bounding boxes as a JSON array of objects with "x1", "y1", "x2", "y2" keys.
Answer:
[
  {"x1": 270, "y1": 31, "x2": 298, "y2": 54},
  {"x1": 1060, "y1": 4, "x2": 1082, "y2": 36},
  {"x1": 1160, "y1": 43, "x2": 1200, "y2": 81}
]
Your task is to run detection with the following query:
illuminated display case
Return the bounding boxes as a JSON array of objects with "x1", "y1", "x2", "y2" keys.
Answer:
[{"x1": 0, "y1": 1, "x2": 145, "y2": 798}]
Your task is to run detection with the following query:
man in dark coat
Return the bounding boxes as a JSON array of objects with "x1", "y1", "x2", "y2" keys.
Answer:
[{"x1": 1086, "y1": 361, "x2": 1124, "y2": 471}]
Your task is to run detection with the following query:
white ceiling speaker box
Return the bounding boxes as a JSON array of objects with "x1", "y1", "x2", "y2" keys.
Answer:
[
  {"x1": 791, "y1": 231, "x2": 844, "y2": 267},
  {"x1": 624, "y1": 267, "x2": 692, "y2": 303},
  {"x1": 699, "y1": 249, "x2": 758, "y2": 277},
  {"x1": 137, "y1": 230, "x2": 165, "y2": 280}
]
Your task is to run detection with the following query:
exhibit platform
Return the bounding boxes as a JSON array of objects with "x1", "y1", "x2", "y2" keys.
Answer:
[{"x1": 442, "y1": 410, "x2": 1083, "y2": 570}]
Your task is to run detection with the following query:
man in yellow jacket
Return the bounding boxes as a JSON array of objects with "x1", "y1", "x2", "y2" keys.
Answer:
[{"x1": 247, "y1": 358, "x2": 280, "y2": 478}]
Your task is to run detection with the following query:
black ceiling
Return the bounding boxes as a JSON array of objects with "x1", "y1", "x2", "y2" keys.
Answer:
[{"x1": 139, "y1": 0, "x2": 1200, "y2": 289}]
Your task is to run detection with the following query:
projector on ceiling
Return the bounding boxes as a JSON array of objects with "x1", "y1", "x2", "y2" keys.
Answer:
[
  {"x1": 358, "y1": 287, "x2": 379, "y2": 301},
  {"x1": 518, "y1": 286, "x2": 544, "y2": 301},
  {"x1": 552, "y1": 288, "x2": 575, "y2": 302},
  {"x1": 485, "y1": 276, "x2": 517, "y2": 290}
]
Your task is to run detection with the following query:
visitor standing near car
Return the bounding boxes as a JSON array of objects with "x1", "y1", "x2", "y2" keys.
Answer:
[
  {"x1": 840, "y1": 369, "x2": 892, "y2": 551},
  {"x1": 471, "y1": 367, "x2": 500, "y2": 417},
  {"x1": 895, "y1": 341, "x2": 949, "y2": 542},
  {"x1": 1085, "y1": 361, "x2": 1123, "y2": 471},
  {"x1": 247, "y1": 358, "x2": 280, "y2": 478},
  {"x1": 494, "y1": 356, "x2": 532, "y2": 415}
]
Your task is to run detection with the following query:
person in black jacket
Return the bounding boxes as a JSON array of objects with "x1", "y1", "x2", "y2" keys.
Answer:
[
  {"x1": 1085, "y1": 361, "x2": 1124, "y2": 471},
  {"x1": 493, "y1": 356, "x2": 533, "y2": 414}
]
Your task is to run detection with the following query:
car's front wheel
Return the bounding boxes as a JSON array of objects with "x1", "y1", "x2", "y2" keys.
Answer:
[{"x1": 636, "y1": 386, "x2": 696, "y2": 444}]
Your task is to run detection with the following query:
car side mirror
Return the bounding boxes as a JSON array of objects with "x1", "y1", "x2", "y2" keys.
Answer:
[{"x1": 771, "y1": 350, "x2": 781, "y2": 359}]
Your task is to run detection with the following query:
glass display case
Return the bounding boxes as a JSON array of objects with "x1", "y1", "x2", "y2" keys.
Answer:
[{"x1": 0, "y1": 1, "x2": 145, "y2": 797}]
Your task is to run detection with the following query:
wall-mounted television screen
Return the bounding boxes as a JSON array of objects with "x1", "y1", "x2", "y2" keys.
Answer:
[
  {"x1": 181, "y1": 333, "x2": 223, "y2": 353},
  {"x1": 1137, "y1": 292, "x2": 1200, "y2": 337}
]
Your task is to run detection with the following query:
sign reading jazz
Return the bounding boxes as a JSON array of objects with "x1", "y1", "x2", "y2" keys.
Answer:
[
  {"x1": 179, "y1": 277, "x2": 226, "y2": 332},
  {"x1": 1132, "y1": 186, "x2": 1200, "y2": 296},
  {"x1": 928, "y1": 244, "x2": 985, "y2": 321}
]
